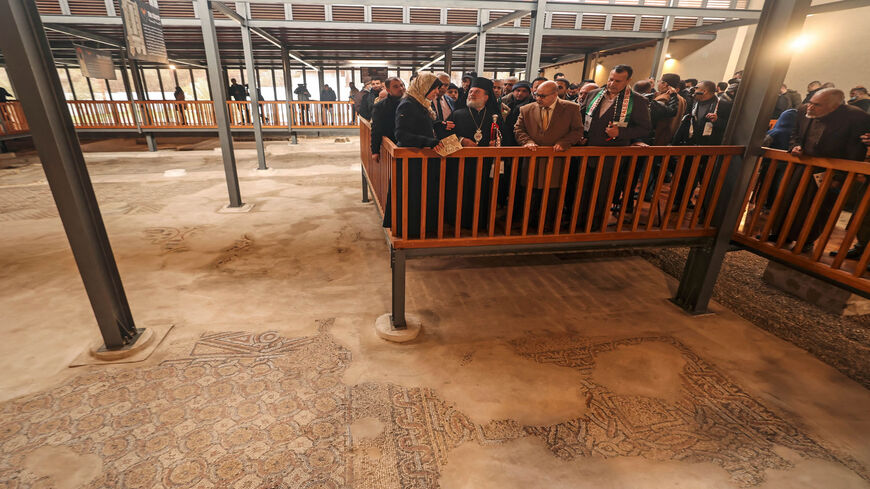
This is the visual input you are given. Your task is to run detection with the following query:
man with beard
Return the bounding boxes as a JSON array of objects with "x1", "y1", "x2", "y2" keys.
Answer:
[
  {"x1": 492, "y1": 78, "x2": 511, "y2": 119},
  {"x1": 445, "y1": 77, "x2": 506, "y2": 229},
  {"x1": 370, "y1": 77, "x2": 406, "y2": 163},
  {"x1": 357, "y1": 78, "x2": 384, "y2": 120}
]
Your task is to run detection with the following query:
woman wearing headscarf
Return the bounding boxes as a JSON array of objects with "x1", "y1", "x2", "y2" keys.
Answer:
[
  {"x1": 445, "y1": 77, "x2": 505, "y2": 229},
  {"x1": 382, "y1": 73, "x2": 444, "y2": 239}
]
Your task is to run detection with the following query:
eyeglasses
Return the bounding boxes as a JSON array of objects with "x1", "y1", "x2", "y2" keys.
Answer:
[{"x1": 534, "y1": 92, "x2": 554, "y2": 98}]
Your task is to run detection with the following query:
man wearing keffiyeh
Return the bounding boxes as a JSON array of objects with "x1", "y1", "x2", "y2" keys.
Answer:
[{"x1": 577, "y1": 65, "x2": 651, "y2": 229}]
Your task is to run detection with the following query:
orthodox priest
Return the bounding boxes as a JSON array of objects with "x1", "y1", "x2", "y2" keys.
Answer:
[{"x1": 446, "y1": 77, "x2": 506, "y2": 230}]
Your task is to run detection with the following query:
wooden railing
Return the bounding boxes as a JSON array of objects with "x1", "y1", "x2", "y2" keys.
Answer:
[
  {"x1": 0, "y1": 100, "x2": 357, "y2": 132},
  {"x1": 360, "y1": 118, "x2": 743, "y2": 250},
  {"x1": 68, "y1": 101, "x2": 138, "y2": 129},
  {"x1": 0, "y1": 101, "x2": 29, "y2": 135},
  {"x1": 734, "y1": 148, "x2": 870, "y2": 294}
]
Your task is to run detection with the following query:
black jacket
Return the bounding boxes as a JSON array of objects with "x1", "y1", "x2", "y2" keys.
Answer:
[
  {"x1": 773, "y1": 90, "x2": 801, "y2": 119},
  {"x1": 321, "y1": 88, "x2": 337, "y2": 102},
  {"x1": 789, "y1": 104, "x2": 870, "y2": 161},
  {"x1": 358, "y1": 90, "x2": 379, "y2": 120},
  {"x1": 395, "y1": 98, "x2": 439, "y2": 148},
  {"x1": 580, "y1": 88, "x2": 652, "y2": 146},
  {"x1": 370, "y1": 95, "x2": 401, "y2": 155},
  {"x1": 673, "y1": 97, "x2": 732, "y2": 146}
]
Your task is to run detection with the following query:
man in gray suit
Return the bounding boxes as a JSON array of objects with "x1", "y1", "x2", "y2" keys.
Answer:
[{"x1": 514, "y1": 81, "x2": 584, "y2": 230}]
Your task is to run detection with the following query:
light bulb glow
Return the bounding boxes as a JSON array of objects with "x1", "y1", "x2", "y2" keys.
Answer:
[{"x1": 790, "y1": 35, "x2": 810, "y2": 51}]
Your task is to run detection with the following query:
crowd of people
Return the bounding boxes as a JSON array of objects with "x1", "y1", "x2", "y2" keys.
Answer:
[{"x1": 359, "y1": 65, "x2": 870, "y2": 267}]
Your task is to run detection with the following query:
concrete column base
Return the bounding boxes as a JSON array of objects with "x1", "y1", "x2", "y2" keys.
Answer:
[
  {"x1": 218, "y1": 203, "x2": 255, "y2": 213},
  {"x1": 375, "y1": 313, "x2": 422, "y2": 343},
  {"x1": 71, "y1": 324, "x2": 174, "y2": 366},
  {"x1": 762, "y1": 261, "x2": 870, "y2": 316}
]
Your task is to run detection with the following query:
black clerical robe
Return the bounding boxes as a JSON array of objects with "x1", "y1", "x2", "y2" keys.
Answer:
[{"x1": 445, "y1": 107, "x2": 505, "y2": 229}]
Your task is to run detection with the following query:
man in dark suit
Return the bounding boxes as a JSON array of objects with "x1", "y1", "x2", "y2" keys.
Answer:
[
  {"x1": 431, "y1": 72, "x2": 456, "y2": 138},
  {"x1": 770, "y1": 89, "x2": 870, "y2": 253},
  {"x1": 579, "y1": 65, "x2": 651, "y2": 229},
  {"x1": 669, "y1": 80, "x2": 732, "y2": 212},
  {"x1": 514, "y1": 80, "x2": 584, "y2": 229}
]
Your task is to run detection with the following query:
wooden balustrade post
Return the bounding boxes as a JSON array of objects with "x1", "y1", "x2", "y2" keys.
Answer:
[{"x1": 673, "y1": 0, "x2": 812, "y2": 314}]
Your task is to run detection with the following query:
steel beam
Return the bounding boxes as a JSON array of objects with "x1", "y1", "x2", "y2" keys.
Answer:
[
  {"x1": 242, "y1": 23, "x2": 268, "y2": 170},
  {"x1": 0, "y1": 0, "x2": 140, "y2": 350},
  {"x1": 444, "y1": 48, "x2": 452, "y2": 73},
  {"x1": 197, "y1": 0, "x2": 244, "y2": 208},
  {"x1": 673, "y1": 0, "x2": 813, "y2": 314},
  {"x1": 544, "y1": 3, "x2": 761, "y2": 19},
  {"x1": 525, "y1": 0, "x2": 546, "y2": 78}
]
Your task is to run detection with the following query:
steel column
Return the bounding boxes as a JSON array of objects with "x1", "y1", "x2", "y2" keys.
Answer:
[
  {"x1": 651, "y1": 0, "x2": 675, "y2": 80},
  {"x1": 197, "y1": 0, "x2": 244, "y2": 207},
  {"x1": 650, "y1": 37, "x2": 671, "y2": 80},
  {"x1": 673, "y1": 0, "x2": 813, "y2": 313},
  {"x1": 444, "y1": 47, "x2": 452, "y2": 73},
  {"x1": 119, "y1": 51, "x2": 141, "y2": 131},
  {"x1": 241, "y1": 23, "x2": 267, "y2": 170},
  {"x1": 0, "y1": 0, "x2": 140, "y2": 349},
  {"x1": 281, "y1": 47, "x2": 296, "y2": 143},
  {"x1": 391, "y1": 248, "x2": 407, "y2": 328},
  {"x1": 474, "y1": 31, "x2": 487, "y2": 74},
  {"x1": 524, "y1": 0, "x2": 546, "y2": 78}
]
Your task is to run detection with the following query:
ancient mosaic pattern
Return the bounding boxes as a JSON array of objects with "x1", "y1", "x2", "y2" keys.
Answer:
[
  {"x1": 512, "y1": 334, "x2": 867, "y2": 487},
  {"x1": 144, "y1": 226, "x2": 203, "y2": 253},
  {"x1": 0, "y1": 323, "x2": 351, "y2": 488},
  {"x1": 0, "y1": 328, "x2": 866, "y2": 488}
]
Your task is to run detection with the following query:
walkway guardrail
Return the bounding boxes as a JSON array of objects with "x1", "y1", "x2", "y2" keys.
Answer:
[
  {"x1": 0, "y1": 100, "x2": 358, "y2": 133},
  {"x1": 0, "y1": 101, "x2": 29, "y2": 135},
  {"x1": 359, "y1": 118, "x2": 748, "y2": 327},
  {"x1": 733, "y1": 148, "x2": 870, "y2": 294}
]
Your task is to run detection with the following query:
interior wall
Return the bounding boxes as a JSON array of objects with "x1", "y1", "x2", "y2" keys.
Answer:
[{"x1": 539, "y1": 3, "x2": 870, "y2": 99}]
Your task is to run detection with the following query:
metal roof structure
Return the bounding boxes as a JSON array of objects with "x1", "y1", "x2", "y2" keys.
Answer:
[{"x1": 23, "y1": 0, "x2": 768, "y2": 72}]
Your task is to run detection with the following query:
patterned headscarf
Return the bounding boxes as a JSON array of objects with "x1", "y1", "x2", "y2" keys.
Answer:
[{"x1": 404, "y1": 73, "x2": 441, "y2": 120}]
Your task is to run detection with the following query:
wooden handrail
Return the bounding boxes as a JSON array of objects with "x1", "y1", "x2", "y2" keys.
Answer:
[
  {"x1": 0, "y1": 100, "x2": 358, "y2": 132},
  {"x1": 734, "y1": 148, "x2": 870, "y2": 293},
  {"x1": 364, "y1": 125, "x2": 743, "y2": 250}
]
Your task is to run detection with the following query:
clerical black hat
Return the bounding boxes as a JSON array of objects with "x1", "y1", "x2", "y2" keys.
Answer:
[{"x1": 471, "y1": 77, "x2": 493, "y2": 92}]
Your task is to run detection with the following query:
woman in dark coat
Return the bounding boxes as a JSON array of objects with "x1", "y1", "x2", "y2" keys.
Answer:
[{"x1": 383, "y1": 73, "x2": 444, "y2": 239}]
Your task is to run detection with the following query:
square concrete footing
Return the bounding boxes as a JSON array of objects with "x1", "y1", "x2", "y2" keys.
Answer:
[
  {"x1": 218, "y1": 203, "x2": 255, "y2": 213},
  {"x1": 70, "y1": 324, "x2": 174, "y2": 367},
  {"x1": 762, "y1": 261, "x2": 870, "y2": 316}
]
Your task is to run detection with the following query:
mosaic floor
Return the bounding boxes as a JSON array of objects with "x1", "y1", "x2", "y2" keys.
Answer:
[{"x1": 1, "y1": 322, "x2": 866, "y2": 488}]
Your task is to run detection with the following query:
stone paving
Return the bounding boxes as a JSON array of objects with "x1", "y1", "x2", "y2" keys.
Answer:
[{"x1": 0, "y1": 138, "x2": 868, "y2": 488}]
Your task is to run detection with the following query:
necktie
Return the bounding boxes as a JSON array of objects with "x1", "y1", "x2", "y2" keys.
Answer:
[
  {"x1": 542, "y1": 106, "x2": 551, "y2": 131},
  {"x1": 436, "y1": 97, "x2": 444, "y2": 120}
]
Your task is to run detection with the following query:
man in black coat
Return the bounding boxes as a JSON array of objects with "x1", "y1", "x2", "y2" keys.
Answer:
[
  {"x1": 357, "y1": 78, "x2": 383, "y2": 120},
  {"x1": 669, "y1": 80, "x2": 732, "y2": 212},
  {"x1": 770, "y1": 89, "x2": 870, "y2": 252},
  {"x1": 370, "y1": 77, "x2": 405, "y2": 161}
]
